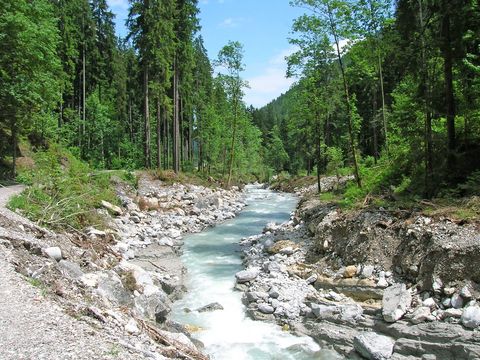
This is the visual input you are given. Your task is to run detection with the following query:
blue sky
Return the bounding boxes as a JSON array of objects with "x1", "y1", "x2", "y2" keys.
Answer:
[{"x1": 106, "y1": 0, "x2": 305, "y2": 108}]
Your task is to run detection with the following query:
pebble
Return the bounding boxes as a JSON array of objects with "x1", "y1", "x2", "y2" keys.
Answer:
[
  {"x1": 451, "y1": 293, "x2": 464, "y2": 309},
  {"x1": 42, "y1": 247, "x2": 62, "y2": 261}
]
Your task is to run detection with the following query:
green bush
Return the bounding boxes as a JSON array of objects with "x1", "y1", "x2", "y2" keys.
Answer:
[{"x1": 8, "y1": 145, "x2": 119, "y2": 230}]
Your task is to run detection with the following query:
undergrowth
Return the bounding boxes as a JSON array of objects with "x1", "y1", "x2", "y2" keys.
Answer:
[{"x1": 7, "y1": 145, "x2": 128, "y2": 230}]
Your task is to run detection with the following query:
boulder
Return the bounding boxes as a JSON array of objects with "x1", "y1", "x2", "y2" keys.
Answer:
[
  {"x1": 353, "y1": 332, "x2": 395, "y2": 360},
  {"x1": 101, "y1": 200, "x2": 123, "y2": 216},
  {"x1": 42, "y1": 247, "x2": 62, "y2": 261},
  {"x1": 461, "y1": 306, "x2": 480, "y2": 329},
  {"x1": 382, "y1": 284, "x2": 412, "y2": 322},
  {"x1": 196, "y1": 302, "x2": 224, "y2": 313},
  {"x1": 235, "y1": 269, "x2": 259, "y2": 283}
]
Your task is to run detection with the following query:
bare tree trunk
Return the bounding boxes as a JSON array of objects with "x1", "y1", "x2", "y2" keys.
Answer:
[{"x1": 144, "y1": 67, "x2": 151, "y2": 168}]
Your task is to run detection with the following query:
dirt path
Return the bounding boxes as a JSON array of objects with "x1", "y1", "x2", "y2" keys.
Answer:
[
  {"x1": 0, "y1": 185, "x2": 146, "y2": 360},
  {"x1": 0, "y1": 251, "x2": 143, "y2": 360},
  {"x1": 0, "y1": 184, "x2": 25, "y2": 208}
]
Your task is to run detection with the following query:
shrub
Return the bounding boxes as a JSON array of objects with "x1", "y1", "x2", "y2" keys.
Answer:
[{"x1": 8, "y1": 145, "x2": 119, "y2": 230}]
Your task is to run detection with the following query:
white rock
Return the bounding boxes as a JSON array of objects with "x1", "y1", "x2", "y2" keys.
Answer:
[
  {"x1": 443, "y1": 287, "x2": 455, "y2": 296},
  {"x1": 125, "y1": 319, "x2": 140, "y2": 335},
  {"x1": 81, "y1": 273, "x2": 100, "y2": 287},
  {"x1": 382, "y1": 284, "x2": 412, "y2": 322},
  {"x1": 235, "y1": 269, "x2": 259, "y2": 283},
  {"x1": 305, "y1": 273, "x2": 318, "y2": 284},
  {"x1": 42, "y1": 247, "x2": 62, "y2": 261},
  {"x1": 461, "y1": 306, "x2": 480, "y2": 329},
  {"x1": 422, "y1": 298, "x2": 436, "y2": 308},
  {"x1": 460, "y1": 286, "x2": 473, "y2": 300},
  {"x1": 158, "y1": 237, "x2": 174, "y2": 247},
  {"x1": 353, "y1": 332, "x2": 395, "y2": 360},
  {"x1": 432, "y1": 278, "x2": 443, "y2": 293},
  {"x1": 377, "y1": 276, "x2": 389, "y2": 288},
  {"x1": 361, "y1": 265, "x2": 375, "y2": 279},
  {"x1": 444, "y1": 308, "x2": 463, "y2": 319}
]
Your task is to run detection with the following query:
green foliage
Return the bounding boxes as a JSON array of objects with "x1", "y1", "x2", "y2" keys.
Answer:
[{"x1": 8, "y1": 146, "x2": 119, "y2": 230}]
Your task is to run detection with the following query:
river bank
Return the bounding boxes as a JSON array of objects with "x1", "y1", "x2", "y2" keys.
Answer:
[
  {"x1": 236, "y1": 177, "x2": 480, "y2": 359},
  {"x1": 0, "y1": 174, "x2": 246, "y2": 359}
]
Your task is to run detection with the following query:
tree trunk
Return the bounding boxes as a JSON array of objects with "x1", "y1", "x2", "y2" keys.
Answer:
[
  {"x1": 378, "y1": 53, "x2": 388, "y2": 155},
  {"x1": 11, "y1": 116, "x2": 16, "y2": 179},
  {"x1": 173, "y1": 59, "x2": 180, "y2": 173},
  {"x1": 441, "y1": 1, "x2": 456, "y2": 174},
  {"x1": 419, "y1": 0, "x2": 433, "y2": 198},
  {"x1": 226, "y1": 99, "x2": 238, "y2": 188},
  {"x1": 82, "y1": 36, "x2": 86, "y2": 157},
  {"x1": 372, "y1": 85, "x2": 378, "y2": 164},
  {"x1": 316, "y1": 122, "x2": 322, "y2": 194},
  {"x1": 328, "y1": 6, "x2": 361, "y2": 188},
  {"x1": 144, "y1": 67, "x2": 151, "y2": 168},
  {"x1": 156, "y1": 98, "x2": 162, "y2": 169}
]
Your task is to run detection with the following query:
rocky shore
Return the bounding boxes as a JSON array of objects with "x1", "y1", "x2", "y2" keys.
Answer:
[
  {"x1": 235, "y1": 179, "x2": 480, "y2": 360},
  {"x1": 0, "y1": 175, "x2": 245, "y2": 359}
]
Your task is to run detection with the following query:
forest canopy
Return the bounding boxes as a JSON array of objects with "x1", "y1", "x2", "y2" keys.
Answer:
[{"x1": 1, "y1": 0, "x2": 479, "y2": 199}]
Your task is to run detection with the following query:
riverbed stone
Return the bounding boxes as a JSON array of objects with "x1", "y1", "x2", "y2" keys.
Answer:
[
  {"x1": 409, "y1": 306, "x2": 431, "y2": 324},
  {"x1": 451, "y1": 293, "x2": 464, "y2": 309},
  {"x1": 344, "y1": 265, "x2": 357, "y2": 278},
  {"x1": 235, "y1": 269, "x2": 259, "y2": 283},
  {"x1": 361, "y1": 265, "x2": 375, "y2": 279},
  {"x1": 258, "y1": 303, "x2": 275, "y2": 314},
  {"x1": 461, "y1": 306, "x2": 480, "y2": 329},
  {"x1": 196, "y1": 302, "x2": 224, "y2": 313},
  {"x1": 382, "y1": 284, "x2": 412, "y2": 322},
  {"x1": 353, "y1": 332, "x2": 395, "y2": 360}
]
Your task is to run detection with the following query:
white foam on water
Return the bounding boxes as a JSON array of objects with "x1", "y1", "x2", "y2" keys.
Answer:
[{"x1": 170, "y1": 187, "x2": 340, "y2": 360}]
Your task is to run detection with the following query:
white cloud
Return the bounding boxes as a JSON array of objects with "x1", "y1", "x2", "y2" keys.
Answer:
[
  {"x1": 244, "y1": 47, "x2": 298, "y2": 108},
  {"x1": 218, "y1": 17, "x2": 241, "y2": 28}
]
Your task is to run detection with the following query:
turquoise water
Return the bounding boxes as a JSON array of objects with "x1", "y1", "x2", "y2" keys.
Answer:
[{"x1": 170, "y1": 185, "x2": 340, "y2": 360}]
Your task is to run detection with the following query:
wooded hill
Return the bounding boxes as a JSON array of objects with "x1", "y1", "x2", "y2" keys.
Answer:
[
  {"x1": 0, "y1": 0, "x2": 263, "y2": 185},
  {"x1": 253, "y1": 0, "x2": 480, "y2": 198}
]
